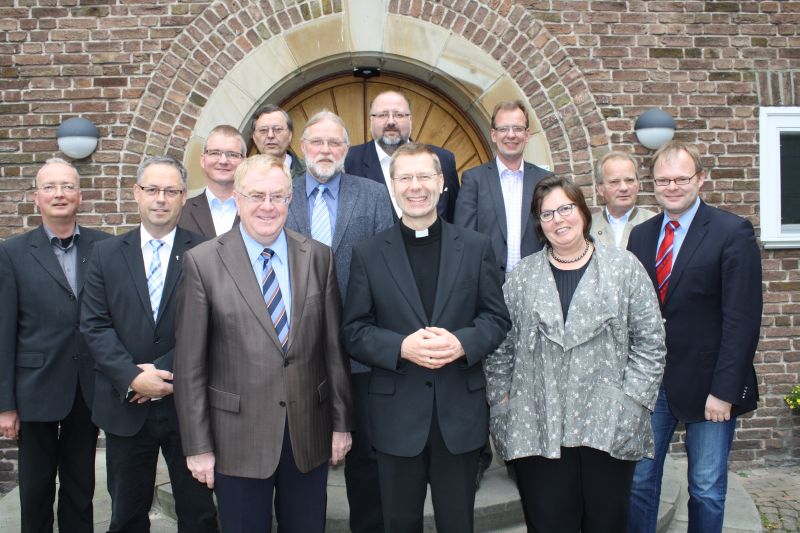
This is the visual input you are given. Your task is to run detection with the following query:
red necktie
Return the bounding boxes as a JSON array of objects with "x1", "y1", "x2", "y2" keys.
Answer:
[{"x1": 655, "y1": 220, "x2": 680, "y2": 303}]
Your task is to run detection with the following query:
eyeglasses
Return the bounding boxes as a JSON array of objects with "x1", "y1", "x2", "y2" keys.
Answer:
[
  {"x1": 493, "y1": 125, "x2": 528, "y2": 135},
  {"x1": 136, "y1": 185, "x2": 185, "y2": 199},
  {"x1": 255, "y1": 126, "x2": 287, "y2": 136},
  {"x1": 653, "y1": 171, "x2": 700, "y2": 188},
  {"x1": 391, "y1": 173, "x2": 440, "y2": 185},
  {"x1": 204, "y1": 150, "x2": 244, "y2": 161},
  {"x1": 37, "y1": 183, "x2": 78, "y2": 194},
  {"x1": 236, "y1": 191, "x2": 291, "y2": 205},
  {"x1": 603, "y1": 177, "x2": 638, "y2": 189},
  {"x1": 369, "y1": 111, "x2": 411, "y2": 121},
  {"x1": 302, "y1": 138, "x2": 346, "y2": 149},
  {"x1": 538, "y1": 203, "x2": 575, "y2": 222}
]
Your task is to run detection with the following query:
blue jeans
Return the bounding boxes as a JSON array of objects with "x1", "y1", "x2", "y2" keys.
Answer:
[{"x1": 628, "y1": 387, "x2": 736, "y2": 533}]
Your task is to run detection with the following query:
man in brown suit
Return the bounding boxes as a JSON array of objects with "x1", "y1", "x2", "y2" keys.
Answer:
[{"x1": 174, "y1": 154, "x2": 353, "y2": 533}]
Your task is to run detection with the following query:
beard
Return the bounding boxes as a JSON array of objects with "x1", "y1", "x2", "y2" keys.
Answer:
[{"x1": 307, "y1": 157, "x2": 345, "y2": 183}]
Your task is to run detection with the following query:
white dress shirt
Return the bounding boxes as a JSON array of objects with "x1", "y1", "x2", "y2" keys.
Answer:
[
  {"x1": 497, "y1": 157, "x2": 524, "y2": 272},
  {"x1": 375, "y1": 141, "x2": 402, "y2": 218},
  {"x1": 205, "y1": 188, "x2": 237, "y2": 236}
]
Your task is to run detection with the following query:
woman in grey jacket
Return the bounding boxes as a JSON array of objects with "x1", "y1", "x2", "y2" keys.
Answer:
[{"x1": 485, "y1": 175, "x2": 666, "y2": 532}]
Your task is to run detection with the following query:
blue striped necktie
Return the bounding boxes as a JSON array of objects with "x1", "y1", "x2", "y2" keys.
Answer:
[
  {"x1": 147, "y1": 239, "x2": 165, "y2": 321},
  {"x1": 311, "y1": 184, "x2": 332, "y2": 246},
  {"x1": 261, "y1": 248, "x2": 289, "y2": 351}
]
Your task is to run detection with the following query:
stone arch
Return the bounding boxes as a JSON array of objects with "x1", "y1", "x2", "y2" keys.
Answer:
[{"x1": 122, "y1": 0, "x2": 609, "y2": 192}]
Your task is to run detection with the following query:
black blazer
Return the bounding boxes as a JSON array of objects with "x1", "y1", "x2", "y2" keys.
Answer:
[
  {"x1": 81, "y1": 226, "x2": 207, "y2": 436},
  {"x1": 0, "y1": 225, "x2": 109, "y2": 421},
  {"x1": 178, "y1": 189, "x2": 239, "y2": 238},
  {"x1": 454, "y1": 160, "x2": 552, "y2": 275},
  {"x1": 341, "y1": 222, "x2": 510, "y2": 457},
  {"x1": 344, "y1": 141, "x2": 461, "y2": 222},
  {"x1": 627, "y1": 201, "x2": 762, "y2": 422}
]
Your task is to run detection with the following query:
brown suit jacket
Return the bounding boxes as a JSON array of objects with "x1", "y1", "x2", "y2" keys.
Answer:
[
  {"x1": 178, "y1": 189, "x2": 239, "y2": 238},
  {"x1": 174, "y1": 227, "x2": 353, "y2": 477}
]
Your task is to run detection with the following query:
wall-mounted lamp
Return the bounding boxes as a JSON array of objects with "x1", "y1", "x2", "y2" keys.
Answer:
[
  {"x1": 57, "y1": 117, "x2": 100, "y2": 159},
  {"x1": 634, "y1": 109, "x2": 676, "y2": 150}
]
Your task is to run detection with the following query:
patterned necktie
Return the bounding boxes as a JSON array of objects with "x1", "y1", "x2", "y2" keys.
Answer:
[
  {"x1": 261, "y1": 248, "x2": 289, "y2": 351},
  {"x1": 655, "y1": 220, "x2": 680, "y2": 303},
  {"x1": 311, "y1": 184, "x2": 332, "y2": 246},
  {"x1": 147, "y1": 239, "x2": 165, "y2": 321}
]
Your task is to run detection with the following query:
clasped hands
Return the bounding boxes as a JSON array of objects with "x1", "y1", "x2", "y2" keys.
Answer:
[
  {"x1": 400, "y1": 327, "x2": 464, "y2": 370},
  {"x1": 128, "y1": 363, "x2": 173, "y2": 403}
]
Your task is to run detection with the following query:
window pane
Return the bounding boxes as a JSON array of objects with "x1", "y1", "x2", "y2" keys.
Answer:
[{"x1": 780, "y1": 133, "x2": 800, "y2": 226}]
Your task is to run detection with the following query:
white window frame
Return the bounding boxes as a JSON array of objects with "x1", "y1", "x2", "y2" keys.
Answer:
[{"x1": 759, "y1": 106, "x2": 800, "y2": 249}]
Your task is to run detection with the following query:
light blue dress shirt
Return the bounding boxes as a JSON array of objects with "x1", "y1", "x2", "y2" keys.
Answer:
[
  {"x1": 239, "y1": 224, "x2": 292, "y2": 326},
  {"x1": 304, "y1": 172, "x2": 341, "y2": 238},
  {"x1": 656, "y1": 197, "x2": 701, "y2": 262}
]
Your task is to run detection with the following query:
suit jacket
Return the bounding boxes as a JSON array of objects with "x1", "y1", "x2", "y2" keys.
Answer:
[
  {"x1": 81, "y1": 226, "x2": 207, "y2": 437},
  {"x1": 590, "y1": 206, "x2": 657, "y2": 248},
  {"x1": 627, "y1": 201, "x2": 762, "y2": 422},
  {"x1": 173, "y1": 228, "x2": 353, "y2": 477},
  {"x1": 178, "y1": 189, "x2": 239, "y2": 238},
  {"x1": 341, "y1": 222, "x2": 510, "y2": 457},
  {"x1": 288, "y1": 149, "x2": 306, "y2": 180},
  {"x1": 0, "y1": 225, "x2": 109, "y2": 421},
  {"x1": 344, "y1": 141, "x2": 460, "y2": 222},
  {"x1": 454, "y1": 160, "x2": 552, "y2": 275}
]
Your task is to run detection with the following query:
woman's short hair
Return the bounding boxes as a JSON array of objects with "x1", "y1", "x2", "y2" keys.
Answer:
[{"x1": 532, "y1": 175, "x2": 593, "y2": 244}]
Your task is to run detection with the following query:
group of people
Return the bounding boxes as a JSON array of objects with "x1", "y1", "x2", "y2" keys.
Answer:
[{"x1": 0, "y1": 90, "x2": 763, "y2": 533}]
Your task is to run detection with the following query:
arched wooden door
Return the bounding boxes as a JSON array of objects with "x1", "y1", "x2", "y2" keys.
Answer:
[{"x1": 275, "y1": 74, "x2": 492, "y2": 176}]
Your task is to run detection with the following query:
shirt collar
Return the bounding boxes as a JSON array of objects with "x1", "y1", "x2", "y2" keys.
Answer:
[
  {"x1": 304, "y1": 172, "x2": 341, "y2": 200},
  {"x1": 44, "y1": 223, "x2": 80, "y2": 248},
  {"x1": 496, "y1": 156, "x2": 523, "y2": 176},
  {"x1": 204, "y1": 187, "x2": 236, "y2": 208},
  {"x1": 374, "y1": 141, "x2": 392, "y2": 164},
  {"x1": 605, "y1": 206, "x2": 634, "y2": 224},
  {"x1": 239, "y1": 224, "x2": 289, "y2": 266},
  {"x1": 661, "y1": 196, "x2": 702, "y2": 231},
  {"x1": 140, "y1": 225, "x2": 177, "y2": 251},
  {"x1": 284, "y1": 152, "x2": 293, "y2": 169}
]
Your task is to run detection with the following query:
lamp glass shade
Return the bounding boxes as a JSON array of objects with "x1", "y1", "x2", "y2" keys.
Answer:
[
  {"x1": 57, "y1": 136, "x2": 99, "y2": 159},
  {"x1": 635, "y1": 127, "x2": 675, "y2": 150}
]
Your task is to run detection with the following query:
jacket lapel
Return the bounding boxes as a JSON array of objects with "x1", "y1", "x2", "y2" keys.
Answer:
[
  {"x1": 520, "y1": 162, "x2": 538, "y2": 238},
  {"x1": 382, "y1": 225, "x2": 427, "y2": 324},
  {"x1": 191, "y1": 193, "x2": 217, "y2": 238},
  {"x1": 75, "y1": 227, "x2": 97, "y2": 295},
  {"x1": 287, "y1": 179, "x2": 311, "y2": 236},
  {"x1": 664, "y1": 201, "x2": 710, "y2": 304},
  {"x1": 431, "y1": 223, "x2": 463, "y2": 324},
  {"x1": 485, "y1": 162, "x2": 508, "y2": 241},
  {"x1": 155, "y1": 227, "x2": 191, "y2": 325},
  {"x1": 28, "y1": 226, "x2": 73, "y2": 295},
  {"x1": 285, "y1": 230, "x2": 310, "y2": 354},
  {"x1": 121, "y1": 228, "x2": 155, "y2": 327},
  {"x1": 332, "y1": 175, "x2": 357, "y2": 252},
  {"x1": 639, "y1": 214, "x2": 663, "y2": 288},
  {"x1": 217, "y1": 230, "x2": 283, "y2": 350}
]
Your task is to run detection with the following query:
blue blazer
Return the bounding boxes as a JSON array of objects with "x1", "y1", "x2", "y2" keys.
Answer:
[
  {"x1": 344, "y1": 141, "x2": 460, "y2": 223},
  {"x1": 627, "y1": 201, "x2": 762, "y2": 422}
]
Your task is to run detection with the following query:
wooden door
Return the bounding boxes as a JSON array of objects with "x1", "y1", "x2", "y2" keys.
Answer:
[{"x1": 276, "y1": 74, "x2": 492, "y2": 176}]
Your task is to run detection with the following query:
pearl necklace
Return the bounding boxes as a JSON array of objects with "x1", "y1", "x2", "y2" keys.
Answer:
[{"x1": 549, "y1": 239, "x2": 592, "y2": 264}]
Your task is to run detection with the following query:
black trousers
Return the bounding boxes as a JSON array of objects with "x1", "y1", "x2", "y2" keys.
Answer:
[
  {"x1": 214, "y1": 419, "x2": 329, "y2": 533},
  {"x1": 104, "y1": 398, "x2": 218, "y2": 533},
  {"x1": 375, "y1": 411, "x2": 481, "y2": 533},
  {"x1": 18, "y1": 386, "x2": 97, "y2": 533},
  {"x1": 344, "y1": 372, "x2": 384, "y2": 533},
  {"x1": 512, "y1": 446, "x2": 636, "y2": 533}
]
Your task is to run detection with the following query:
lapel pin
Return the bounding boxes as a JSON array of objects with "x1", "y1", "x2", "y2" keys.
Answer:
[{"x1": 175, "y1": 255, "x2": 180, "y2": 262}]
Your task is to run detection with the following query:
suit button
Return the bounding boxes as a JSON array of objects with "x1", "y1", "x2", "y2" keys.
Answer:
[
  {"x1": 68, "y1": 293, "x2": 76, "y2": 300},
  {"x1": 154, "y1": 337, "x2": 161, "y2": 344},
  {"x1": 283, "y1": 360, "x2": 289, "y2": 367},
  {"x1": 279, "y1": 401, "x2": 286, "y2": 407},
  {"x1": 425, "y1": 381, "x2": 433, "y2": 387},
  {"x1": 72, "y1": 355, "x2": 78, "y2": 360}
]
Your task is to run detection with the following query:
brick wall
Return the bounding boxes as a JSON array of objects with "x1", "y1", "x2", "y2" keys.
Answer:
[{"x1": 1, "y1": 0, "x2": 799, "y2": 492}]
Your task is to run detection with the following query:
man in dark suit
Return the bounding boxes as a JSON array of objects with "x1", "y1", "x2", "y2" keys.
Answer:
[
  {"x1": 178, "y1": 124, "x2": 245, "y2": 237},
  {"x1": 344, "y1": 90, "x2": 460, "y2": 222},
  {"x1": 454, "y1": 100, "x2": 552, "y2": 277},
  {"x1": 250, "y1": 104, "x2": 306, "y2": 179},
  {"x1": 342, "y1": 143, "x2": 510, "y2": 532},
  {"x1": 81, "y1": 156, "x2": 218, "y2": 533},
  {"x1": 174, "y1": 154, "x2": 353, "y2": 533},
  {"x1": 285, "y1": 109, "x2": 394, "y2": 533},
  {"x1": 0, "y1": 158, "x2": 109, "y2": 533},
  {"x1": 626, "y1": 141, "x2": 762, "y2": 533}
]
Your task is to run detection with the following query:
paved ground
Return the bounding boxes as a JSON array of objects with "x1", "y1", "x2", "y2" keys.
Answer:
[{"x1": 736, "y1": 464, "x2": 800, "y2": 533}]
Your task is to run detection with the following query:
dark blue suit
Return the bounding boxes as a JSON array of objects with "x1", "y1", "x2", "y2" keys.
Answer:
[
  {"x1": 344, "y1": 141, "x2": 460, "y2": 222},
  {"x1": 626, "y1": 200, "x2": 762, "y2": 532}
]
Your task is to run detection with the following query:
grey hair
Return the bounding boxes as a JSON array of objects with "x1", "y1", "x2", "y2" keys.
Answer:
[
  {"x1": 301, "y1": 109, "x2": 351, "y2": 146},
  {"x1": 136, "y1": 155, "x2": 188, "y2": 188},
  {"x1": 596, "y1": 151, "x2": 640, "y2": 185},
  {"x1": 35, "y1": 157, "x2": 79, "y2": 187}
]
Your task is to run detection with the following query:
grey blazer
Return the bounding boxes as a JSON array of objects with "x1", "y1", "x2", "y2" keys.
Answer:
[
  {"x1": 454, "y1": 160, "x2": 552, "y2": 275},
  {"x1": 485, "y1": 245, "x2": 666, "y2": 461},
  {"x1": 590, "y1": 206, "x2": 656, "y2": 248}
]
